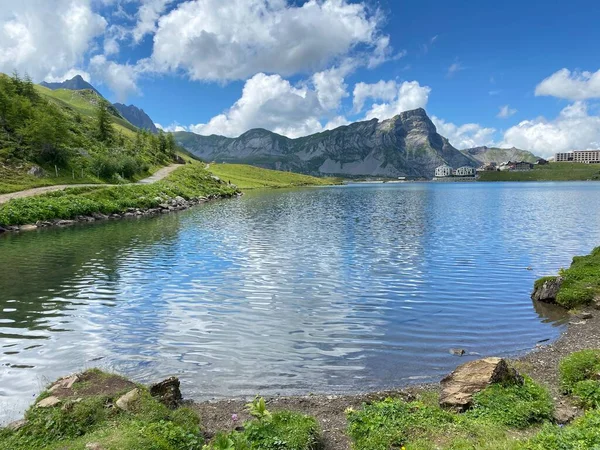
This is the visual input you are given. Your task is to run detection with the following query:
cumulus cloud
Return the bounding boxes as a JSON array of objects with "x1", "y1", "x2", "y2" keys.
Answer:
[
  {"x1": 432, "y1": 117, "x2": 496, "y2": 149},
  {"x1": 189, "y1": 73, "x2": 329, "y2": 138},
  {"x1": 312, "y1": 66, "x2": 349, "y2": 111},
  {"x1": 497, "y1": 104, "x2": 517, "y2": 118},
  {"x1": 501, "y1": 102, "x2": 600, "y2": 158},
  {"x1": 362, "y1": 81, "x2": 431, "y2": 120},
  {"x1": 132, "y1": 0, "x2": 174, "y2": 43},
  {"x1": 149, "y1": 0, "x2": 388, "y2": 81},
  {"x1": 90, "y1": 55, "x2": 140, "y2": 101},
  {"x1": 0, "y1": 0, "x2": 106, "y2": 81},
  {"x1": 535, "y1": 68, "x2": 600, "y2": 100},
  {"x1": 353, "y1": 80, "x2": 398, "y2": 113}
]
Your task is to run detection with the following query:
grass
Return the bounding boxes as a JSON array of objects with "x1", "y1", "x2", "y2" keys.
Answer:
[
  {"x1": 534, "y1": 246, "x2": 600, "y2": 309},
  {"x1": 0, "y1": 370, "x2": 204, "y2": 450},
  {"x1": 559, "y1": 350, "x2": 600, "y2": 409},
  {"x1": 478, "y1": 162, "x2": 600, "y2": 181},
  {"x1": 0, "y1": 164, "x2": 105, "y2": 194},
  {"x1": 208, "y1": 163, "x2": 340, "y2": 189},
  {"x1": 0, "y1": 164, "x2": 238, "y2": 226},
  {"x1": 346, "y1": 378, "x2": 553, "y2": 450},
  {"x1": 523, "y1": 409, "x2": 600, "y2": 449}
]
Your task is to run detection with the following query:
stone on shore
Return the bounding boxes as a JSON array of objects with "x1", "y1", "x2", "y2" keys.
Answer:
[
  {"x1": 531, "y1": 276, "x2": 563, "y2": 303},
  {"x1": 48, "y1": 374, "x2": 79, "y2": 393},
  {"x1": 6, "y1": 419, "x2": 27, "y2": 431},
  {"x1": 115, "y1": 388, "x2": 141, "y2": 412},
  {"x1": 36, "y1": 396, "x2": 61, "y2": 408},
  {"x1": 19, "y1": 224, "x2": 37, "y2": 232},
  {"x1": 440, "y1": 357, "x2": 523, "y2": 410},
  {"x1": 149, "y1": 376, "x2": 182, "y2": 409}
]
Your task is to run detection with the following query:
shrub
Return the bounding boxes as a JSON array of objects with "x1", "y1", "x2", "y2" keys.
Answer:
[
  {"x1": 554, "y1": 247, "x2": 600, "y2": 308},
  {"x1": 559, "y1": 349, "x2": 600, "y2": 393},
  {"x1": 466, "y1": 376, "x2": 554, "y2": 428},
  {"x1": 523, "y1": 409, "x2": 600, "y2": 450},
  {"x1": 572, "y1": 380, "x2": 600, "y2": 409}
]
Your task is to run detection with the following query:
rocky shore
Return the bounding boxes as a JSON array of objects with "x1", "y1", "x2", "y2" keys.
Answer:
[{"x1": 0, "y1": 192, "x2": 242, "y2": 234}]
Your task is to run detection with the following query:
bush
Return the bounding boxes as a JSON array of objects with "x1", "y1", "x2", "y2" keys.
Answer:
[
  {"x1": 466, "y1": 376, "x2": 554, "y2": 428},
  {"x1": 523, "y1": 409, "x2": 600, "y2": 450},
  {"x1": 559, "y1": 349, "x2": 600, "y2": 392},
  {"x1": 554, "y1": 247, "x2": 600, "y2": 308},
  {"x1": 572, "y1": 380, "x2": 600, "y2": 409}
]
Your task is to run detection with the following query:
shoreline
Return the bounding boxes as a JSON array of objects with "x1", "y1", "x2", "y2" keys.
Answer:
[{"x1": 189, "y1": 305, "x2": 598, "y2": 449}]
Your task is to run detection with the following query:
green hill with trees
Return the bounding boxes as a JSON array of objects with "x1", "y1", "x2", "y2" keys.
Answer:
[{"x1": 0, "y1": 72, "x2": 179, "y2": 194}]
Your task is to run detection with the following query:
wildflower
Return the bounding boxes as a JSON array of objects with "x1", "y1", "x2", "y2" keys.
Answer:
[{"x1": 231, "y1": 413, "x2": 239, "y2": 423}]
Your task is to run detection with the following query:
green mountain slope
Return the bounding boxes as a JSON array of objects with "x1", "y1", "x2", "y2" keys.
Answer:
[
  {"x1": 461, "y1": 146, "x2": 540, "y2": 164},
  {"x1": 0, "y1": 72, "x2": 178, "y2": 193}
]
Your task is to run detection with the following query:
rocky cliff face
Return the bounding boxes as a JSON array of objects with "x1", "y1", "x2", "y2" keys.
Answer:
[
  {"x1": 176, "y1": 108, "x2": 476, "y2": 178},
  {"x1": 461, "y1": 146, "x2": 540, "y2": 164},
  {"x1": 113, "y1": 103, "x2": 158, "y2": 133}
]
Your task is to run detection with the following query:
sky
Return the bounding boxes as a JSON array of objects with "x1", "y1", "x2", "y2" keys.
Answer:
[{"x1": 1, "y1": 0, "x2": 599, "y2": 158}]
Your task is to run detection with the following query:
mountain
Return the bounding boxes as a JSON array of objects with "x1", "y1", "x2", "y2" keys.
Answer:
[
  {"x1": 40, "y1": 75, "x2": 101, "y2": 96},
  {"x1": 175, "y1": 108, "x2": 476, "y2": 178},
  {"x1": 461, "y1": 146, "x2": 540, "y2": 164},
  {"x1": 113, "y1": 103, "x2": 158, "y2": 133}
]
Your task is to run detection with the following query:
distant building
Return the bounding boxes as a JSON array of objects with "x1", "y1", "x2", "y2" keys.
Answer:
[
  {"x1": 454, "y1": 166, "x2": 476, "y2": 177},
  {"x1": 555, "y1": 150, "x2": 600, "y2": 163},
  {"x1": 536, "y1": 158, "x2": 549, "y2": 165},
  {"x1": 513, "y1": 161, "x2": 534, "y2": 171},
  {"x1": 435, "y1": 165, "x2": 453, "y2": 177},
  {"x1": 477, "y1": 163, "x2": 498, "y2": 172}
]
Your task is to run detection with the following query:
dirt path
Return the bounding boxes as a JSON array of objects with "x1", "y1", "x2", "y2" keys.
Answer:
[{"x1": 0, "y1": 164, "x2": 183, "y2": 205}]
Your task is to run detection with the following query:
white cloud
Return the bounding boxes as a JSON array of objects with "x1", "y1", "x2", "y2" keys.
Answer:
[
  {"x1": 150, "y1": 0, "x2": 388, "y2": 81},
  {"x1": 535, "y1": 68, "x2": 600, "y2": 100},
  {"x1": 189, "y1": 73, "x2": 329, "y2": 138},
  {"x1": 0, "y1": 0, "x2": 107, "y2": 81},
  {"x1": 155, "y1": 122, "x2": 187, "y2": 132},
  {"x1": 447, "y1": 61, "x2": 464, "y2": 77},
  {"x1": 362, "y1": 81, "x2": 431, "y2": 120},
  {"x1": 44, "y1": 68, "x2": 91, "y2": 83},
  {"x1": 132, "y1": 0, "x2": 174, "y2": 43},
  {"x1": 312, "y1": 66, "x2": 349, "y2": 111},
  {"x1": 353, "y1": 80, "x2": 398, "y2": 113},
  {"x1": 90, "y1": 55, "x2": 139, "y2": 101},
  {"x1": 497, "y1": 104, "x2": 517, "y2": 118},
  {"x1": 432, "y1": 116, "x2": 496, "y2": 149},
  {"x1": 501, "y1": 102, "x2": 600, "y2": 158}
]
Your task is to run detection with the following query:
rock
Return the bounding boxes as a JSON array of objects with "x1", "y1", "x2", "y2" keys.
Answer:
[
  {"x1": 440, "y1": 357, "x2": 523, "y2": 411},
  {"x1": 56, "y1": 220, "x2": 75, "y2": 227},
  {"x1": 27, "y1": 165, "x2": 45, "y2": 177},
  {"x1": 594, "y1": 297, "x2": 600, "y2": 311},
  {"x1": 36, "y1": 396, "x2": 61, "y2": 408},
  {"x1": 0, "y1": 226, "x2": 7, "y2": 234},
  {"x1": 85, "y1": 443, "x2": 104, "y2": 450},
  {"x1": 92, "y1": 212, "x2": 109, "y2": 220},
  {"x1": 6, "y1": 419, "x2": 27, "y2": 431},
  {"x1": 450, "y1": 348, "x2": 466, "y2": 356},
  {"x1": 18, "y1": 224, "x2": 37, "y2": 232},
  {"x1": 531, "y1": 276, "x2": 563, "y2": 303},
  {"x1": 48, "y1": 374, "x2": 79, "y2": 393},
  {"x1": 553, "y1": 403, "x2": 582, "y2": 424},
  {"x1": 115, "y1": 388, "x2": 141, "y2": 412},
  {"x1": 149, "y1": 377, "x2": 182, "y2": 409},
  {"x1": 210, "y1": 175, "x2": 221, "y2": 183},
  {"x1": 578, "y1": 312, "x2": 593, "y2": 320}
]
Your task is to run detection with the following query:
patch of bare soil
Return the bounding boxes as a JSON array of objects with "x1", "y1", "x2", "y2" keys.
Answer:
[{"x1": 49, "y1": 370, "x2": 137, "y2": 400}]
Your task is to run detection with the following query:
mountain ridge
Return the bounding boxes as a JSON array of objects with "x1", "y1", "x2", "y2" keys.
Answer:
[
  {"x1": 461, "y1": 146, "x2": 540, "y2": 164},
  {"x1": 176, "y1": 108, "x2": 477, "y2": 178},
  {"x1": 113, "y1": 103, "x2": 158, "y2": 133},
  {"x1": 40, "y1": 75, "x2": 101, "y2": 96}
]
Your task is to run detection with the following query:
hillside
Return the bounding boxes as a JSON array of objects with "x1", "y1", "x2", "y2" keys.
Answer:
[
  {"x1": 113, "y1": 103, "x2": 158, "y2": 133},
  {"x1": 478, "y1": 162, "x2": 600, "y2": 181},
  {"x1": 462, "y1": 146, "x2": 540, "y2": 164},
  {"x1": 0, "y1": 72, "x2": 178, "y2": 193},
  {"x1": 40, "y1": 74, "x2": 101, "y2": 96},
  {"x1": 175, "y1": 108, "x2": 476, "y2": 179},
  {"x1": 208, "y1": 163, "x2": 340, "y2": 189}
]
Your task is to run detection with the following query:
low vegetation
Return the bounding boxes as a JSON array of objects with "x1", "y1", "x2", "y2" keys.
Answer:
[
  {"x1": 208, "y1": 163, "x2": 340, "y2": 189},
  {"x1": 0, "y1": 72, "x2": 180, "y2": 194},
  {"x1": 0, "y1": 164, "x2": 238, "y2": 226},
  {"x1": 478, "y1": 162, "x2": 600, "y2": 181},
  {"x1": 534, "y1": 246, "x2": 600, "y2": 308},
  {"x1": 559, "y1": 349, "x2": 600, "y2": 409}
]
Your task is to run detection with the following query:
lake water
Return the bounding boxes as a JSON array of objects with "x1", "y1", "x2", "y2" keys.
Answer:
[{"x1": 2, "y1": 181, "x2": 600, "y2": 423}]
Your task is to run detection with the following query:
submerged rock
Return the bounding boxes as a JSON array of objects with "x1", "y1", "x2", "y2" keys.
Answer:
[
  {"x1": 531, "y1": 276, "x2": 563, "y2": 303},
  {"x1": 440, "y1": 357, "x2": 523, "y2": 411},
  {"x1": 150, "y1": 376, "x2": 182, "y2": 409},
  {"x1": 450, "y1": 348, "x2": 466, "y2": 356}
]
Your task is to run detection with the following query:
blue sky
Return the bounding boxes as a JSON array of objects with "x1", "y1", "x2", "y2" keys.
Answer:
[{"x1": 1, "y1": 0, "x2": 599, "y2": 157}]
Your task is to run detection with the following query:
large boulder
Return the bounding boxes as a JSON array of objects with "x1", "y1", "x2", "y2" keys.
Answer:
[
  {"x1": 149, "y1": 377, "x2": 182, "y2": 409},
  {"x1": 440, "y1": 357, "x2": 522, "y2": 410},
  {"x1": 531, "y1": 276, "x2": 563, "y2": 303},
  {"x1": 27, "y1": 165, "x2": 45, "y2": 177},
  {"x1": 115, "y1": 388, "x2": 141, "y2": 412}
]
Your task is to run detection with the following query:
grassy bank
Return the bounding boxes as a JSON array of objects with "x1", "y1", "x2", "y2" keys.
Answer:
[
  {"x1": 534, "y1": 246, "x2": 600, "y2": 308},
  {"x1": 0, "y1": 164, "x2": 238, "y2": 226},
  {"x1": 208, "y1": 163, "x2": 340, "y2": 189},
  {"x1": 478, "y1": 162, "x2": 600, "y2": 181},
  {"x1": 3, "y1": 349, "x2": 600, "y2": 449}
]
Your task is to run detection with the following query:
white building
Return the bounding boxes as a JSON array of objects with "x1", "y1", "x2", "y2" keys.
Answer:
[
  {"x1": 454, "y1": 166, "x2": 476, "y2": 177},
  {"x1": 435, "y1": 165, "x2": 453, "y2": 177},
  {"x1": 555, "y1": 150, "x2": 600, "y2": 163}
]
